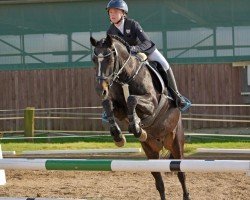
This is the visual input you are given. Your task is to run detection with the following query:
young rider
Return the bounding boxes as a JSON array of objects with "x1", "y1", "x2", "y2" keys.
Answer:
[{"x1": 106, "y1": 0, "x2": 191, "y2": 111}]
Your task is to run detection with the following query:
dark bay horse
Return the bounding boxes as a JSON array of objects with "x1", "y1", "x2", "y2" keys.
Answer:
[{"x1": 90, "y1": 35, "x2": 190, "y2": 200}]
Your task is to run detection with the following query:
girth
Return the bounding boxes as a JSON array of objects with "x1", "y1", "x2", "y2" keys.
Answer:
[{"x1": 140, "y1": 93, "x2": 168, "y2": 129}]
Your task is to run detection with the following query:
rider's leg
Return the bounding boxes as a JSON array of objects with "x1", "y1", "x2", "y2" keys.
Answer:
[
  {"x1": 148, "y1": 49, "x2": 190, "y2": 110},
  {"x1": 164, "y1": 68, "x2": 188, "y2": 108}
]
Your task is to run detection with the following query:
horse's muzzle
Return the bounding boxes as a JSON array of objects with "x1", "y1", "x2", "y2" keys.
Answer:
[{"x1": 95, "y1": 80, "x2": 109, "y2": 99}]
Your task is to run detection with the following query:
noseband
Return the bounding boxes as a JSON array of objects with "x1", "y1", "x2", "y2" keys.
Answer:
[{"x1": 93, "y1": 45, "x2": 132, "y2": 86}]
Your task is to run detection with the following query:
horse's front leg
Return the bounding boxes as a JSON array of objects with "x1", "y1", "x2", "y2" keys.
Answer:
[
  {"x1": 102, "y1": 99, "x2": 126, "y2": 147},
  {"x1": 168, "y1": 122, "x2": 190, "y2": 200},
  {"x1": 127, "y1": 94, "x2": 156, "y2": 142}
]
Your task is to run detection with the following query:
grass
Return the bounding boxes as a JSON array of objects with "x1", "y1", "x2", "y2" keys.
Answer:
[
  {"x1": 1, "y1": 134, "x2": 249, "y2": 155},
  {"x1": 185, "y1": 142, "x2": 250, "y2": 155}
]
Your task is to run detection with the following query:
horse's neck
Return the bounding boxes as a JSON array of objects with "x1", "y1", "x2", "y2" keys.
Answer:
[
  {"x1": 115, "y1": 42, "x2": 129, "y2": 59},
  {"x1": 115, "y1": 43, "x2": 139, "y2": 71}
]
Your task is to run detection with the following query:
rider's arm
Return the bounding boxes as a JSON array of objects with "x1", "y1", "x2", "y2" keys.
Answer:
[{"x1": 133, "y1": 21, "x2": 155, "y2": 53}]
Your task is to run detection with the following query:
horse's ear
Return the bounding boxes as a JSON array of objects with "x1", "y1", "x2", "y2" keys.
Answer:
[
  {"x1": 105, "y1": 34, "x2": 113, "y2": 47},
  {"x1": 90, "y1": 36, "x2": 97, "y2": 47}
]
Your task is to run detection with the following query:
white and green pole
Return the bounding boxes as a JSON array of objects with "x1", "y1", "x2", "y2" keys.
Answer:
[
  {"x1": 0, "y1": 145, "x2": 6, "y2": 185},
  {"x1": 0, "y1": 159, "x2": 249, "y2": 174}
]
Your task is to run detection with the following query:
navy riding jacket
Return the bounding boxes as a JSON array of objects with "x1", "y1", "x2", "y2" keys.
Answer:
[{"x1": 107, "y1": 18, "x2": 156, "y2": 55}]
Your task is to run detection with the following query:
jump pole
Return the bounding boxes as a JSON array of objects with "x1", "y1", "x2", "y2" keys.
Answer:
[
  {"x1": 0, "y1": 159, "x2": 249, "y2": 174},
  {"x1": 0, "y1": 145, "x2": 6, "y2": 185}
]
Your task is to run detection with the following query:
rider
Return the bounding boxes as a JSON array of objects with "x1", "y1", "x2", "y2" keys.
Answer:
[{"x1": 105, "y1": 0, "x2": 191, "y2": 111}]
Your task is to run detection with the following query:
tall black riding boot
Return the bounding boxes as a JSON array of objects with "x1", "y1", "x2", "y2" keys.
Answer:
[{"x1": 161, "y1": 68, "x2": 188, "y2": 109}]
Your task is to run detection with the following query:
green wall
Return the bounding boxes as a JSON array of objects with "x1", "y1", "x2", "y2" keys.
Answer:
[{"x1": 0, "y1": 0, "x2": 250, "y2": 70}]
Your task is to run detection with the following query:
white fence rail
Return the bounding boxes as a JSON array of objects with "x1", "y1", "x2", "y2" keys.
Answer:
[{"x1": 0, "y1": 104, "x2": 249, "y2": 137}]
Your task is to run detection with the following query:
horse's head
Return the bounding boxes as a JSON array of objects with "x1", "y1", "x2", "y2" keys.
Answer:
[{"x1": 90, "y1": 35, "x2": 129, "y2": 99}]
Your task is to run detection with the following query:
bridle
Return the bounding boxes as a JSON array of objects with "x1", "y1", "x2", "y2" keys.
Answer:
[{"x1": 93, "y1": 45, "x2": 132, "y2": 86}]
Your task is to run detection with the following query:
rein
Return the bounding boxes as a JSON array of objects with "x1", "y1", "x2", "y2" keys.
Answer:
[
  {"x1": 112, "y1": 48, "x2": 132, "y2": 85},
  {"x1": 93, "y1": 45, "x2": 142, "y2": 86}
]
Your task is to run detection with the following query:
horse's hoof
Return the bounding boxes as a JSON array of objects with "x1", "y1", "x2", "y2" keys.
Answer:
[
  {"x1": 138, "y1": 129, "x2": 147, "y2": 142},
  {"x1": 114, "y1": 134, "x2": 126, "y2": 147},
  {"x1": 183, "y1": 193, "x2": 191, "y2": 200}
]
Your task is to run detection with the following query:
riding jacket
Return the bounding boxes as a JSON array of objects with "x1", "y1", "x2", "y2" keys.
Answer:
[{"x1": 107, "y1": 18, "x2": 156, "y2": 55}]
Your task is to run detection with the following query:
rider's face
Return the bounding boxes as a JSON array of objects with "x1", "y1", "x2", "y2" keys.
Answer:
[{"x1": 108, "y1": 8, "x2": 124, "y2": 24}]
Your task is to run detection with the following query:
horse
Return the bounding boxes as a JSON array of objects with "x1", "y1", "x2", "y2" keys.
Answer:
[{"x1": 90, "y1": 34, "x2": 190, "y2": 200}]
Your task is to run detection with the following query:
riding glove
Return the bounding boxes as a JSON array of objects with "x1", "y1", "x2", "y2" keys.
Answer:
[{"x1": 129, "y1": 46, "x2": 140, "y2": 54}]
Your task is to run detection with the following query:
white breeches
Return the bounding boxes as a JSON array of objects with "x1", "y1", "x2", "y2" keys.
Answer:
[{"x1": 147, "y1": 49, "x2": 170, "y2": 71}]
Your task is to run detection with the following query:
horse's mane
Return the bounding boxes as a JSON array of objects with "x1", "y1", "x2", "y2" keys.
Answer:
[{"x1": 109, "y1": 35, "x2": 131, "y2": 50}]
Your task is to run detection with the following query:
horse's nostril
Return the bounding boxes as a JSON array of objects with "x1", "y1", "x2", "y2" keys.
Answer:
[{"x1": 102, "y1": 90, "x2": 107, "y2": 96}]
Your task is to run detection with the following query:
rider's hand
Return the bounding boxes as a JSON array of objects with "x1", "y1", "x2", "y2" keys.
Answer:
[{"x1": 129, "y1": 46, "x2": 140, "y2": 54}]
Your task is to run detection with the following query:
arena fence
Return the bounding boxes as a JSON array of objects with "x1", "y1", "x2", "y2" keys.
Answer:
[{"x1": 0, "y1": 104, "x2": 250, "y2": 139}]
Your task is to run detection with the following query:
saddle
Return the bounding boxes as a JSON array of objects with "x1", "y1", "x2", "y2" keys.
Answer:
[
  {"x1": 140, "y1": 55, "x2": 191, "y2": 113},
  {"x1": 134, "y1": 53, "x2": 169, "y2": 96},
  {"x1": 133, "y1": 53, "x2": 175, "y2": 128}
]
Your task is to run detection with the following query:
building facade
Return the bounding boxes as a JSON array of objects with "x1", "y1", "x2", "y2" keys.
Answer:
[{"x1": 0, "y1": 0, "x2": 249, "y2": 131}]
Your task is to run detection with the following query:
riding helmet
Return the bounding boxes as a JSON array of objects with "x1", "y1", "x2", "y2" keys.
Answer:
[{"x1": 106, "y1": 0, "x2": 128, "y2": 13}]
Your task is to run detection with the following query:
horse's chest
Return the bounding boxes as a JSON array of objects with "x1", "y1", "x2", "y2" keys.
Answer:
[{"x1": 110, "y1": 90, "x2": 127, "y2": 108}]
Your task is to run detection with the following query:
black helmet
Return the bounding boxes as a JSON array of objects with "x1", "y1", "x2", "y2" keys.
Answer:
[{"x1": 106, "y1": 0, "x2": 128, "y2": 13}]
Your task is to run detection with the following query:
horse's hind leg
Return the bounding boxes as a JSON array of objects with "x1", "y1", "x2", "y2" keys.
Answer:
[
  {"x1": 169, "y1": 123, "x2": 190, "y2": 200},
  {"x1": 141, "y1": 142, "x2": 166, "y2": 200},
  {"x1": 169, "y1": 153, "x2": 190, "y2": 200},
  {"x1": 102, "y1": 99, "x2": 126, "y2": 147}
]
